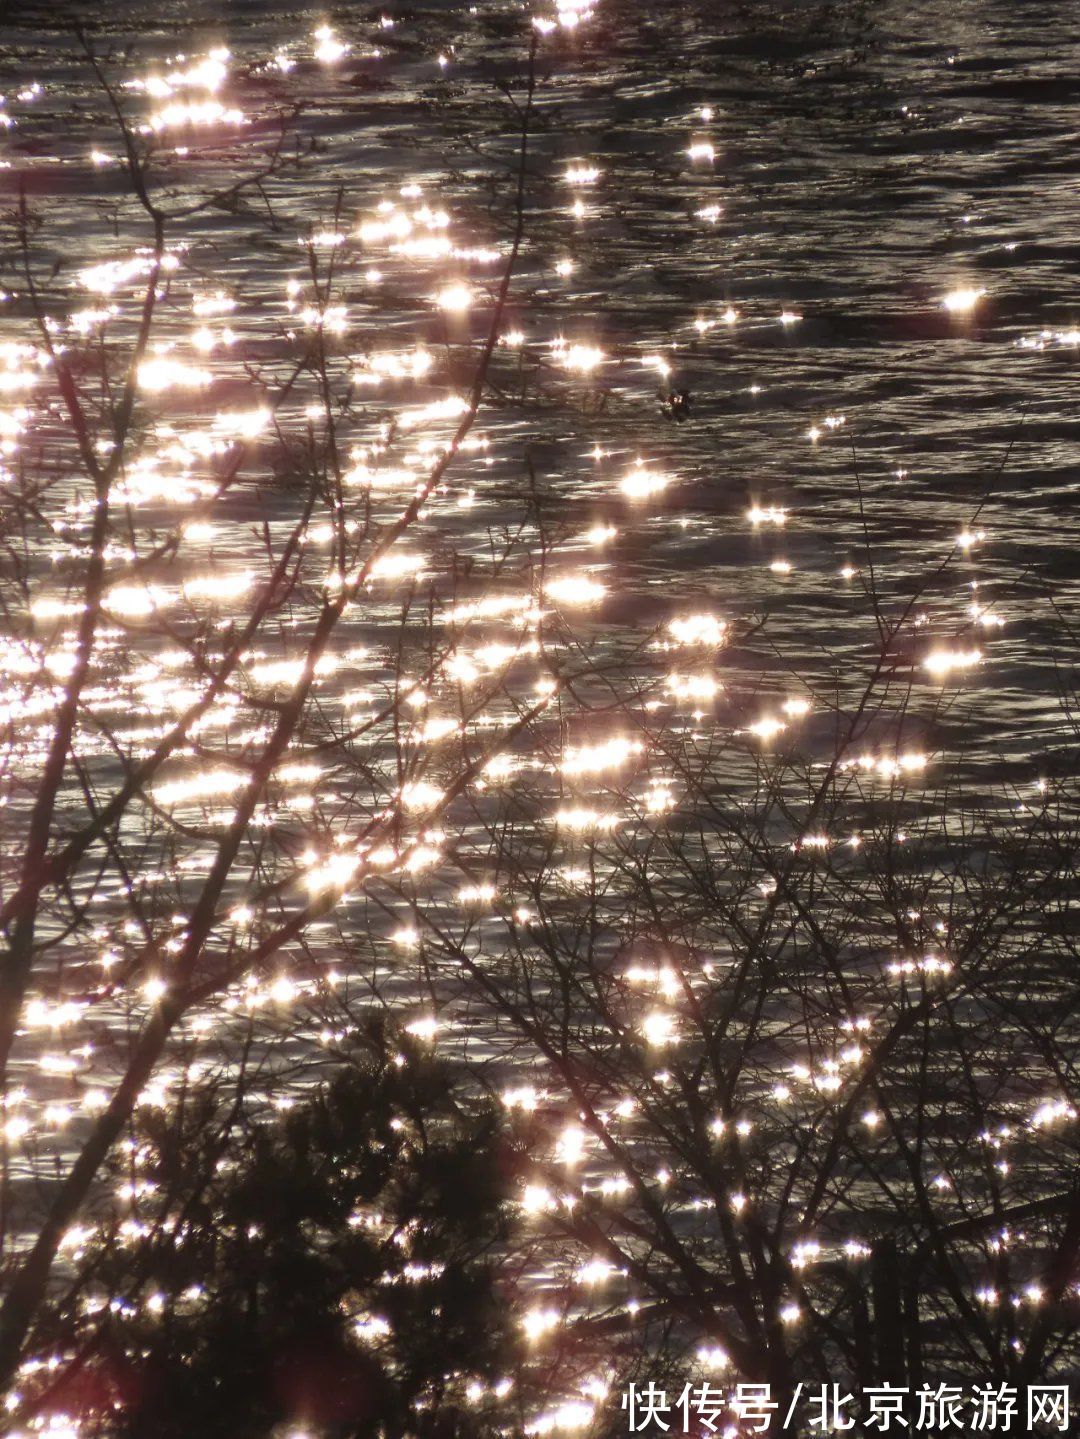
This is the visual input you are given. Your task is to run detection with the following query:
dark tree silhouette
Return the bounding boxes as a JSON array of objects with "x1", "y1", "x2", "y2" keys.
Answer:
[{"x1": 33, "y1": 1028, "x2": 523, "y2": 1438}]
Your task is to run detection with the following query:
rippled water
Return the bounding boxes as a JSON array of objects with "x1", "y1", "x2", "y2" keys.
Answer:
[
  {"x1": 6, "y1": 0, "x2": 1078, "y2": 716},
  {"x1": 1, "y1": 0, "x2": 1078, "y2": 1423}
]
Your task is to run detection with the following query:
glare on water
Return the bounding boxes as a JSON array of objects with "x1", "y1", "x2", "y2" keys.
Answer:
[{"x1": 0, "y1": 0, "x2": 1076, "y2": 1429}]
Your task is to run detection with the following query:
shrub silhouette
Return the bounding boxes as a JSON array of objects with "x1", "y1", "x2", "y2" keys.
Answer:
[{"x1": 57, "y1": 1037, "x2": 521, "y2": 1438}]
